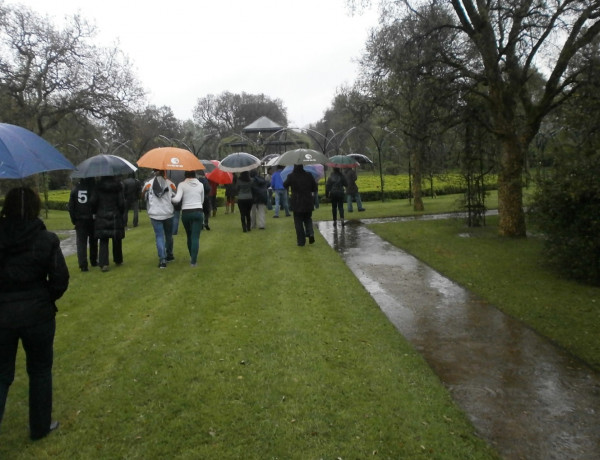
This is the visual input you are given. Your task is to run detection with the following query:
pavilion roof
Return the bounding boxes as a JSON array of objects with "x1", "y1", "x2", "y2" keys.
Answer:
[{"x1": 242, "y1": 116, "x2": 283, "y2": 133}]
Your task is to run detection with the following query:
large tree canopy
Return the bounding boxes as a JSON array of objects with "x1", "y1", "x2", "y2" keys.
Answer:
[{"x1": 350, "y1": 0, "x2": 600, "y2": 236}]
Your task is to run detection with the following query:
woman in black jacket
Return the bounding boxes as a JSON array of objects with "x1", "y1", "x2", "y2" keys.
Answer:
[
  {"x1": 0, "y1": 187, "x2": 69, "y2": 440},
  {"x1": 325, "y1": 167, "x2": 348, "y2": 227},
  {"x1": 90, "y1": 176, "x2": 125, "y2": 272}
]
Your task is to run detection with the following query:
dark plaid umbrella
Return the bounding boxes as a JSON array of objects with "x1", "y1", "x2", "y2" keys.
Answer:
[
  {"x1": 71, "y1": 154, "x2": 137, "y2": 178},
  {"x1": 348, "y1": 153, "x2": 374, "y2": 165}
]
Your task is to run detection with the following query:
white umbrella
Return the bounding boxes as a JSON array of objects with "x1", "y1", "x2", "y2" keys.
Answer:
[{"x1": 219, "y1": 152, "x2": 261, "y2": 172}]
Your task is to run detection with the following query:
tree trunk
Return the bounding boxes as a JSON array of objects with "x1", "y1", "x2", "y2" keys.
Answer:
[
  {"x1": 497, "y1": 137, "x2": 526, "y2": 237},
  {"x1": 411, "y1": 150, "x2": 424, "y2": 211}
]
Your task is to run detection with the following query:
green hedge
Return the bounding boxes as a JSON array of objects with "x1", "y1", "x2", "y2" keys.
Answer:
[{"x1": 5, "y1": 175, "x2": 498, "y2": 211}]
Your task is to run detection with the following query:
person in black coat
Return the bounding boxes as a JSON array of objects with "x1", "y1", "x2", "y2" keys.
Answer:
[
  {"x1": 283, "y1": 164, "x2": 318, "y2": 246},
  {"x1": 197, "y1": 171, "x2": 212, "y2": 230},
  {"x1": 90, "y1": 176, "x2": 125, "y2": 272},
  {"x1": 68, "y1": 177, "x2": 98, "y2": 271},
  {"x1": 121, "y1": 173, "x2": 141, "y2": 228},
  {"x1": 0, "y1": 187, "x2": 69, "y2": 440},
  {"x1": 325, "y1": 167, "x2": 348, "y2": 226}
]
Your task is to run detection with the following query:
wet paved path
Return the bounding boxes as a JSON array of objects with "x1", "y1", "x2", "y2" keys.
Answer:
[{"x1": 316, "y1": 218, "x2": 600, "y2": 460}]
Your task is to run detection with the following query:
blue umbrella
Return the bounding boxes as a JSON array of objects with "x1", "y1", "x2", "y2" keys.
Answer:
[
  {"x1": 0, "y1": 123, "x2": 75, "y2": 179},
  {"x1": 280, "y1": 164, "x2": 324, "y2": 182}
]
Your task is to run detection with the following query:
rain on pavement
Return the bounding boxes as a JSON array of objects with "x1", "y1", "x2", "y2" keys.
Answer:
[
  {"x1": 316, "y1": 217, "x2": 600, "y2": 460},
  {"x1": 60, "y1": 218, "x2": 600, "y2": 459}
]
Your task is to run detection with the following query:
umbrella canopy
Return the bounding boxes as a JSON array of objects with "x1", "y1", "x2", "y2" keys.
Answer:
[
  {"x1": 348, "y1": 153, "x2": 373, "y2": 165},
  {"x1": 326, "y1": 155, "x2": 359, "y2": 168},
  {"x1": 0, "y1": 123, "x2": 75, "y2": 179},
  {"x1": 219, "y1": 152, "x2": 260, "y2": 172},
  {"x1": 137, "y1": 147, "x2": 205, "y2": 171},
  {"x1": 275, "y1": 148, "x2": 328, "y2": 166},
  {"x1": 280, "y1": 164, "x2": 324, "y2": 182},
  {"x1": 206, "y1": 167, "x2": 234, "y2": 184},
  {"x1": 200, "y1": 159, "x2": 218, "y2": 172},
  {"x1": 71, "y1": 154, "x2": 137, "y2": 178},
  {"x1": 261, "y1": 153, "x2": 280, "y2": 167}
]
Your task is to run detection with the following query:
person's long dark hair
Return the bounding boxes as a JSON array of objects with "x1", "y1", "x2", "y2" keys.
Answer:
[{"x1": 1, "y1": 187, "x2": 41, "y2": 220}]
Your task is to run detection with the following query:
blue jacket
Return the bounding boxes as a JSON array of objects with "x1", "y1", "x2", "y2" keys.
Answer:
[{"x1": 271, "y1": 170, "x2": 285, "y2": 190}]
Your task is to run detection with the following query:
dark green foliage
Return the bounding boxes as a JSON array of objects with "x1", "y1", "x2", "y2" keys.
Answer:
[{"x1": 530, "y1": 152, "x2": 600, "y2": 285}]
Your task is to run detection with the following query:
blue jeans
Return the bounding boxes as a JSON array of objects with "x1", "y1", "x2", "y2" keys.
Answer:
[
  {"x1": 172, "y1": 209, "x2": 181, "y2": 235},
  {"x1": 273, "y1": 189, "x2": 290, "y2": 217},
  {"x1": 181, "y1": 210, "x2": 204, "y2": 264},
  {"x1": 346, "y1": 193, "x2": 364, "y2": 211},
  {"x1": 150, "y1": 217, "x2": 174, "y2": 263},
  {"x1": 0, "y1": 319, "x2": 55, "y2": 440}
]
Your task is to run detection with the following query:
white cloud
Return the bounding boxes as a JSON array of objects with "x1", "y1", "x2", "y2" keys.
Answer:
[{"x1": 7, "y1": 0, "x2": 379, "y2": 127}]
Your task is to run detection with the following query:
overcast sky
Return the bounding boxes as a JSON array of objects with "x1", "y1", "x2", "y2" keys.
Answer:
[{"x1": 7, "y1": 0, "x2": 380, "y2": 128}]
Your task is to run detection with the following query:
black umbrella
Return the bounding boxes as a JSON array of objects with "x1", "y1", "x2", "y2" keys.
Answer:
[
  {"x1": 348, "y1": 153, "x2": 374, "y2": 165},
  {"x1": 71, "y1": 154, "x2": 137, "y2": 178},
  {"x1": 200, "y1": 159, "x2": 218, "y2": 172},
  {"x1": 275, "y1": 149, "x2": 328, "y2": 166}
]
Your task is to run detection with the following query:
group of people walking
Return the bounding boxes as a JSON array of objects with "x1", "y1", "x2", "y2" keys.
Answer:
[{"x1": 66, "y1": 163, "x2": 367, "y2": 270}]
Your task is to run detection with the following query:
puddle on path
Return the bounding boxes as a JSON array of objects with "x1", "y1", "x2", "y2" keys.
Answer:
[{"x1": 317, "y1": 219, "x2": 600, "y2": 460}]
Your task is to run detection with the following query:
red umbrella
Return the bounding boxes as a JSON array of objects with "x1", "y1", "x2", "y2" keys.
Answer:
[{"x1": 206, "y1": 167, "x2": 233, "y2": 184}]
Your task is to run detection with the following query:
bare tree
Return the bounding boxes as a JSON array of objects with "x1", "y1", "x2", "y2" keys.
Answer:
[
  {"x1": 0, "y1": 5, "x2": 145, "y2": 136},
  {"x1": 193, "y1": 91, "x2": 287, "y2": 136}
]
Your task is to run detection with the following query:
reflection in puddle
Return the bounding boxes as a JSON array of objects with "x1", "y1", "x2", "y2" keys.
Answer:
[{"x1": 318, "y1": 219, "x2": 600, "y2": 460}]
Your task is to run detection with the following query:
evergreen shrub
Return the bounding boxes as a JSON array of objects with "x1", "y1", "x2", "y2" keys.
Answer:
[{"x1": 529, "y1": 152, "x2": 600, "y2": 285}]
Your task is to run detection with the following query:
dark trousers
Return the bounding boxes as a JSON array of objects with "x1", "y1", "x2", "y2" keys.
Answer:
[
  {"x1": 123, "y1": 199, "x2": 139, "y2": 228},
  {"x1": 98, "y1": 237, "x2": 123, "y2": 267},
  {"x1": 330, "y1": 194, "x2": 345, "y2": 221},
  {"x1": 293, "y1": 211, "x2": 314, "y2": 246},
  {"x1": 0, "y1": 319, "x2": 55, "y2": 440},
  {"x1": 181, "y1": 210, "x2": 204, "y2": 265},
  {"x1": 237, "y1": 199, "x2": 253, "y2": 231},
  {"x1": 74, "y1": 219, "x2": 98, "y2": 269}
]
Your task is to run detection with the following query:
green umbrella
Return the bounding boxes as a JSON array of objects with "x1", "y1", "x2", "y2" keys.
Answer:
[{"x1": 326, "y1": 155, "x2": 359, "y2": 168}]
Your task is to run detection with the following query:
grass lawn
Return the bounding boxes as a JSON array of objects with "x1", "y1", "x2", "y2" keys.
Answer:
[{"x1": 1, "y1": 200, "x2": 499, "y2": 459}]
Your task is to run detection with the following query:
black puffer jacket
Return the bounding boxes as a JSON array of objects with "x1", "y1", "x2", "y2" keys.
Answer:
[
  {"x1": 0, "y1": 217, "x2": 69, "y2": 328},
  {"x1": 283, "y1": 165, "x2": 318, "y2": 213},
  {"x1": 90, "y1": 176, "x2": 125, "y2": 240}
]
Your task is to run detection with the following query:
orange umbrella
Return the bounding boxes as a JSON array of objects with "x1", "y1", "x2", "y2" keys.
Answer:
[{"x1": 137, "y1": 147, "x2": 205, "y2": 171}]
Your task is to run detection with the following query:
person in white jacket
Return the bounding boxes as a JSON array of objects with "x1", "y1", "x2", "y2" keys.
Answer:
[
  {"x1": 171, "y1": 170, "x2": 205, "y2": 267},
  {"x1": 142, "y1": 170, "x2": 177, "y2": 268}
]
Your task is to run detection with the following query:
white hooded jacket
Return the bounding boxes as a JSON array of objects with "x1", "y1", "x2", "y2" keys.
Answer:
[{"x1": 143, "y1": 175, "x2": 176, "y2": 220}]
